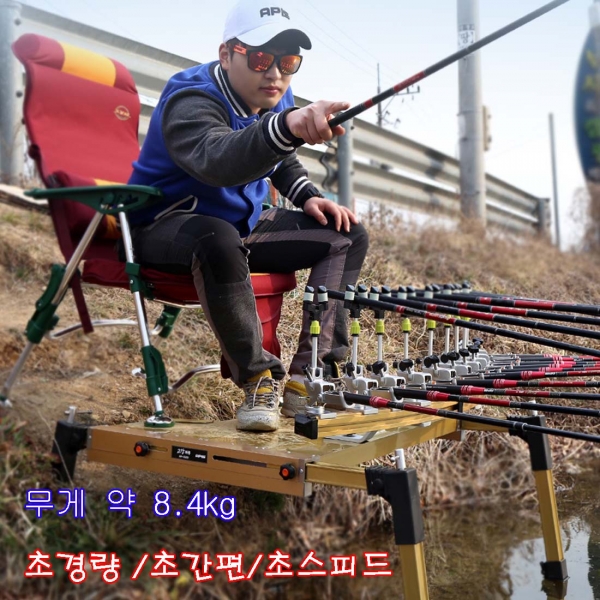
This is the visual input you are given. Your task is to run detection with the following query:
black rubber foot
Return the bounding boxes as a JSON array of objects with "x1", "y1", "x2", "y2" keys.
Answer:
[
  {"x1": 294, "y1": 414, "x2": 318, "y2": 439},
  {"x1": 541, "y1": 559, "x2": 568, "y2": 581},
  {"x1": 51, "y1": 420, "x2": 88, "y2": 481}
]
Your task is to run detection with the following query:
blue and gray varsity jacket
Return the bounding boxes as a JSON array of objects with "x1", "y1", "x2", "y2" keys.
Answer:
[{"x1": 128, "y1": 61, "x2": 321, "y2": 236}]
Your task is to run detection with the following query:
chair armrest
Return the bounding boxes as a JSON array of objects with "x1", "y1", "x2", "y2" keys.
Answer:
[{"x1": 25, "y1": 185, "x2": 163, "y2": 215}]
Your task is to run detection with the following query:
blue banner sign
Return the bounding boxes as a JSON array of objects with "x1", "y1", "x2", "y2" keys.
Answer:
[{"x1": 575, "y1": 27, "x2": 600, "y2": 183}]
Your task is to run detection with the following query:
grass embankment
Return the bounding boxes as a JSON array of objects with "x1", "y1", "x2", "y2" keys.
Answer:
[{"x1": 0, "y1": 201, "x2": 599, "y2": 598}]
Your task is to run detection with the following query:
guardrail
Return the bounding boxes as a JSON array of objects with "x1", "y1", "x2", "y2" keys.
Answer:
[{"x1": 0, "y1": 2, "x2": 548, "y2": 233}]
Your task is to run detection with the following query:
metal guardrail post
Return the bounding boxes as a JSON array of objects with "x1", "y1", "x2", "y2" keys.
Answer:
[
  {"x1": 537, "y1": 197, "x2": 550, "y2": 235},
  {"x1": 337, "y1": 118, "x2": 353, "y2": 209},
  {"x1": 0, "y1": 0, "x2": 24, "y2": 185}
]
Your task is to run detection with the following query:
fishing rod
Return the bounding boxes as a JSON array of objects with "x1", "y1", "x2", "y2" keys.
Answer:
[
  {"x1": 429, "y1": 383, "x2": 600, "y2": 402},
  {"x1": 466, "y1": 369, "x2": 600, "y2": 381},
  {"x1": 426, "y1": 290, "x2": 600, "y2": 317},
  {"x1": 378, "y1": 293, "x2": 600, "y2": 342},
  {"x1": 493, "y1": 354, "x2": 600, "y2": 362},
  {"x1": 326, "y1": 0, "x2": 571, "y2": 128},
  {"x1": 456, "y1": 377, "x2": 600, "y2": 388},
  {"x1": 480, "y1": 355, "x2": 600, "y2": 369},
  {"x1": 389, "y1": 387, "x2": 600, "y2": 418},
  {"x1": 451, "y1": 351, "x2": 600, "y2": 373},
  {"x1": 456, "y1": 379, "x2": 600, "y2": 389},
  {"x1": 340, "y1": 391, "x2": 600, "y2": 444},
  {"x1": 403, "y1": 289, "x2": 600, "y2": 327},
  {"x1": 467, "y1": 361, "x2": 600, "y2": 375},
  {"x1": 415, "y1": 283, "x2": 600, "y2": 311},
  {"x1": 491, "y1": 363, "x2": 600, "y2": 374},
  {"x1": 419, "y1": 283, "x2": 586, "y2": 304},
  {"x1": 505, "y1": 354, "x2": 600, "y2": 361},
  {"x1": 415, "y1": 283, "x2": 536, "y2": 300},
  {"x1": 448, "y1": 285, "x2": 597, "y2": 305},
  {"x1": 325, "y1": 289, "x2": 600, "y2": 358},
  {"x1": 495, "y1": 359, "x2": 600, "y2": 367}
]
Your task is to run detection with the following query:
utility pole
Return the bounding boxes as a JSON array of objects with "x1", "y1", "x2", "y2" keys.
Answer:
[
  {"x1": 337, "y1": 119, "x2": 354, "y2": 209},
  {"x1": 548, "y1": 113, "x2": 561, "y2": 248},
  {"x1": 457, "y1": 0, "x2": 486, "y2": 223},
  {"x1": 376, "y1": 63, "x2": 419, "y2": 129},
  {"x1": 377, "y1": 63, "x2": 383, "y2": 128}
]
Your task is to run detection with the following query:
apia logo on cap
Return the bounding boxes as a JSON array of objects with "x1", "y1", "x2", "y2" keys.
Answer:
[{"x1": 260, "y1": 7, "x2": 290, "y2": 19}]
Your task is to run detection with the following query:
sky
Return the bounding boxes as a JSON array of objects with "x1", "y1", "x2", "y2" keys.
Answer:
[{"x1": 19, "y1": 0, "x2": 596, "y2": 249}]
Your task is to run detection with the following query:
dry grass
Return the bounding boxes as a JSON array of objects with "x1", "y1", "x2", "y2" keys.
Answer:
[{"x1": 1, "y1": 201, "x2": 600, "y2": 597}]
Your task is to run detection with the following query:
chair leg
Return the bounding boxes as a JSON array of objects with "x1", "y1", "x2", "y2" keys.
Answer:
[
  {"x1": 1, "y1": 265, "x2": 67, "y2": 405},
  {"x1": 1, "y1": 213, "x2": 104, "y2": 406},
  {"x1": 1, "y1": 342, "x2": 36, "y2": 407},
  {"x1": 118, "y1": 211, "x2": 173, "y2": 429},
  {"x1": 153, "y1": 305, "x2": 182, "y2": 339}
]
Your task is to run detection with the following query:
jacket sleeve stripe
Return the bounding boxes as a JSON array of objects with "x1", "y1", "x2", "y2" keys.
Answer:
[
  {"x1": 287, "y1": 176, "x2": 310, "y2": 202},
  {"x1": 264, "y1": 113, "x2": 295, "y2": 154}
]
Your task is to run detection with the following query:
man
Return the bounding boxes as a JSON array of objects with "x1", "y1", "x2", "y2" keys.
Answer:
[{"x1": 128, "y1": 0, "x2": 369, "y2": 432}]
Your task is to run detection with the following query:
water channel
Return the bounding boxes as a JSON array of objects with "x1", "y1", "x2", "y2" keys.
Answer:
[
  {"x1": 424, "y1": 460, "x2": 600, "y2": 599},
  {"x1": 335, "y1": 460, "x2": 600, "y2": 599}
]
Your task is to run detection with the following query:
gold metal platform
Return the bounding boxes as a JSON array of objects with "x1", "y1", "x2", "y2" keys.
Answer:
[
  {"x1": 84, "y1": 403, "x2": 568, "y2": 600},
  {"x1": 87, "y1": 402, "x2": 460, "y2": 496}
]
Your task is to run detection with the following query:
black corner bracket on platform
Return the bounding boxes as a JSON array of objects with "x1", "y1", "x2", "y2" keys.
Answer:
[
  {"x1": 51, "y1": 420, "x2": 88, "y2": 481},
  {"x1": 509, "y1": 415, "x2": 553, "y2": 472},
  {"x1": 294, "y1": 414, "x2": 319, "y2": 440},
  {"x1": 365, "y1": 466, "x2": 425, "y2": 546}
]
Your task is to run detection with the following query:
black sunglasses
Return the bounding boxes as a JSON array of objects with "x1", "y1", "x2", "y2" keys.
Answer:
[{"x1": 232, "y1": 44, "x2": 303, "y2": 75}]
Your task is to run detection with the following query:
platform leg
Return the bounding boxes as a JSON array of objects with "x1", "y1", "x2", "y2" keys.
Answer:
[
  {"x1": 398, "y1": 544, "x2": 429, "y2": 600},
  {"x1": 512, "y1": 415, "x2": 568, "y2": 581},
  {"x1": 366, "y1": 466, "x2": 429, "y2": 600},
  {"x1": 51, "y1": 420, "x2": 88, "y2": 482},
  {"x1": 535, "y1": 468, "x2": 567, "y2": 579}
]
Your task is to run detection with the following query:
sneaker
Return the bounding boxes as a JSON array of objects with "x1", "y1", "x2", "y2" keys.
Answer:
[
  {"x1": 281, "y1": 380, "x2": 309, "y2": 417},
  {"x1": 236, "y1": 370, "x2": 280, "y2": 432}
]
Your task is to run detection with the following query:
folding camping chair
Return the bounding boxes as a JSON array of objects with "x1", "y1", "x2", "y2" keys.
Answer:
[{"x1": 1, "y1": 33, "x2": 296, "y2": 427}]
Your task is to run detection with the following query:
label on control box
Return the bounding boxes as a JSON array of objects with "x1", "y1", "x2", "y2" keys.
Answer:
[{"x1": 171, "y1": 445, "x2": 208, "y2": 463}]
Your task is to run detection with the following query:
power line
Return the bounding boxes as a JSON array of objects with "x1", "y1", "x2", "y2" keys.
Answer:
[
  {"x1": 295, "y1": 5, "x2": 418, "y2": 91},
  {"x1": 297, "y1": 2, "x2": 460, "y2": 139},
  {"x1": 298, "y1": 4, "x2": 385, "y2": 77},
  {"x1": 303, "y1": 0, "x2": 379, "y2": 57},
  {"x1": 295, "y1": 9, "x2": 381, "y2": 82},
  {"x1": 486, "y1": 130, "x2": 547, "y2": 160},
  {"x1": 294, "y1": 14, "x2": 383, "y2": 83},
  {"x1": 301, "y1": 0, "x2": 404, "y2": 87}
]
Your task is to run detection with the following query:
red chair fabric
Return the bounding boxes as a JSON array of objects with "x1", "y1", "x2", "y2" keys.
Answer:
[
  {"x1": 13, "y1": 34, "x2": 139, "y2": 184},
  {"x1": 12, "y1": 33, "x2": 296, "y2": 363},
  {"x1": 12, "y1": 34, "x2": 139, "y2": 261}
]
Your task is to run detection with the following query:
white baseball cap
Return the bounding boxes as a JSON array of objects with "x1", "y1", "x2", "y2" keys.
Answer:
[{"x1": 223, "y1": 1, "x2": 312, "y2": 50}]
